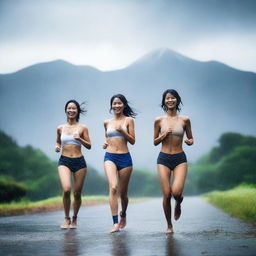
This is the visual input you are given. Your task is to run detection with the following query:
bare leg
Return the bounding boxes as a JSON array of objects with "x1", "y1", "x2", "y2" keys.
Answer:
[
  {"x1": 118, "y1": 166, "x2": 132, "y2": 229},
  {"x1": 157, "y1": 164, "x2": 173, "y2": 233},
  {"x1": 58, "y1": 165, "x2": 72, "y2": 229},
  {"x1": 172, "y1": 163, "x2": 187, "y2": 221},
  {"x1": 70, "y1": 168, "x2": 87, "y2": 229},
  {"x1": 104, "y1": 161, "x2": 119, "y2": 233}
]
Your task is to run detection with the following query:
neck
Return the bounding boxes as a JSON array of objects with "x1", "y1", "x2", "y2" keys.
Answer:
[
  {"x1": 114, "y1": 113, "x2": 125, "y2": 120},
  {"x1": 67, "y1": 119, "x2": 77, "y2": 125},
  {"x1": 167, "y1": 109, "x2": 177, "y2": 117}
]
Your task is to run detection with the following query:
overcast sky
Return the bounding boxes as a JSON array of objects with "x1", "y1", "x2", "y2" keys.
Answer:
[{"x1": 0, "y1": 0, "x2": 255, "y2": 73}]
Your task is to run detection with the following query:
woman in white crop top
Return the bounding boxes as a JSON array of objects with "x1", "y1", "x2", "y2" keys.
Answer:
[
  {"x1": 154, "y1": 89, "x2": 193, "y2": 234},
  {"x1": 55, "y1": 100, "x2": 91, "y2": 229},
  {"x1": 103, "y1": 94, "x2": 136, "y2": 233}
]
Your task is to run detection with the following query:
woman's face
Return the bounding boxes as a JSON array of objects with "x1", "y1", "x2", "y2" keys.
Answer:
[
  {"x1": 165, "y1": 93, "x2": 177, "y2": 110},
  {"x1": 66, "y1": 102, "x2": 78, "y2": 120},
  {"x1": 112, "y1": 97, "x2": 125, "y2": 115}
]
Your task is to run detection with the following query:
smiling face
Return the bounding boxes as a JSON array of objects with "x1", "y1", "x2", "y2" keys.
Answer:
[
  {"x1": 65, "y1": 102, "x2": 78, "y2": 120},
  {"x1": 111, "y1": 97, "x2": 125, "y2": 115},
  {"x1": 164, "y1": 93, "x2": 177, "y2": 110}
]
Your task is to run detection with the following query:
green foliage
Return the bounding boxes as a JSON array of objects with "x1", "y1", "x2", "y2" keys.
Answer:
[
  {"x1": 129, "y1": 170, "x2": 161, "y2": 196},
  {"x1": 204, "y1": 184, "x2": 256, "y2": 222},
  {"x1": 186, "y1": 132, "x2": 256, "y2": 194},
  {"x1": 0, "y1": 177, "x2": 26, "y2": 202}
]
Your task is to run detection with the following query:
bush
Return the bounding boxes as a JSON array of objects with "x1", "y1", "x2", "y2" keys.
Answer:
[{"x1": 0, "y1": 177, "x2": 27, "y2": 202}]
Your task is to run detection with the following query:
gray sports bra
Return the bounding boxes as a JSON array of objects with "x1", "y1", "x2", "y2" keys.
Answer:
[
  {"x1": 106, "y1": 118, "x2": 128, "y2": 139},
  {"x1": 161, "y1": 121, "x2": 185, "y2": 138},
  {"x1": 61, "y1": 125, "x2": 81, "y2": 146}
]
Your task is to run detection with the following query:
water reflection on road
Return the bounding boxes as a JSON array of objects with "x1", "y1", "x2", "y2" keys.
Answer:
[{"x1": 0, "y1": 197, "x2": 256, "y2": 256}]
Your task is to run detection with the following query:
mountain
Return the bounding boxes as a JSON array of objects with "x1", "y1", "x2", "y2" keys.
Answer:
[{"x1": 0, "y1": 48, "x2": 255, "y2": 171}]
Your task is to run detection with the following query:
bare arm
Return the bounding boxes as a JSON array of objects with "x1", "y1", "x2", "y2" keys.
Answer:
[
  {"x1": 74, "y1": 125, "x2": 92, "y2": 149},
  {"x1": 184, "y1": 117, "x2": 194, "y2": 146},
  {"x1": 55, "y1": 126, "x2": 62, "y2": 152},
  {"x1": 117, "y1": 117, "x2": 135, "y2": 145},
  {"x1": 103, "y1": 120, "x2": 109, "y2": 149},
  {"x1": 153, "y1": 118, "x2": 171, "y2": 146}
]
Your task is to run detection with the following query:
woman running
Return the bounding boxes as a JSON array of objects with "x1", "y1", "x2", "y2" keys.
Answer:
[
  {"x1": 56, "y1": 100, "x2": 91, "y2": 229},
  {"x1": 103, "y1": 94, "x2": 136, "y2": 233},
  {"x1": 154, "y1": 89, "x2": 193, "y2": 233}
]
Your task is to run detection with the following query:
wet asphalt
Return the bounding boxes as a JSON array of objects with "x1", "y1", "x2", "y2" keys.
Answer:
[{"x1": 0, "y1": 197, "x2": 255, "y2": 256}]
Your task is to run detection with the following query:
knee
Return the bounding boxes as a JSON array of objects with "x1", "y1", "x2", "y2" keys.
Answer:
[
  {"x1": 163, "y1": 190, "x2": 172, "y2": 200},
  {"x1": 120, "y1": 193, "x2": 128, "y2": 201},
  {"x1": 63, "y1": 188, "x2": 71, "y2": 198},
  {"x1": 110, "y1": 186, "x2": 118, "y2": 196},
  {"x1": 172, "y1": 188, "x2": 182, "y2": 199},
  {"x1": 73, "y1": 191, "x2": 82, "y2": 200}
]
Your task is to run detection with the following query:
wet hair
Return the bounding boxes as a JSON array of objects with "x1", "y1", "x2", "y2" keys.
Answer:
[
  {"x1": 161, "y1": 89, "x2": 183, "y2": 112},
  {"x1": 65, "y1": 100, "x2": 86, "y2": 122},
  {"x1": 110, "y1": 94, "x2": 137, "y2": 118}
]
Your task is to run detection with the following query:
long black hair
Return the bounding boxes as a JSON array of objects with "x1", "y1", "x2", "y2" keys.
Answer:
[
  {"x1": 161, "y1": 89, "x2": 183, "y2": 112},
  {"x1": 110, "y1": 94, "x2": 137, "y2": 118},
  {"x1": 65, "y1": 100, "x2": 86, "y2": 122}
]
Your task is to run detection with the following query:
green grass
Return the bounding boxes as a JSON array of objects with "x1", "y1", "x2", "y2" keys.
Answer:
[
  {"x1": 204, "y1": 184, "x2": 256, "y2": 222},
  {"x1": 0, "y1": 195, "x2": 109, "y2": 216}
]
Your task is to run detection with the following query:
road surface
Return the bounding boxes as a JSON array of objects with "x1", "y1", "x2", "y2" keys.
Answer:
[{"x1": 0, "y1": 197, "x2": 255, "y2": 256}]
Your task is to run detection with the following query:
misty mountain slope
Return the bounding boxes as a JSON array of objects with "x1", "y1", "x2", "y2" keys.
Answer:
[{"x1": 0, "y1": 48, "x2": 255, "y2": 171}]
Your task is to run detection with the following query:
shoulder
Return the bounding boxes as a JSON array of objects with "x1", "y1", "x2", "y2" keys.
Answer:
[
  {"x1": 104, "y1": 119, "x2": 111, "y2": 128},
  {"x1": 57, "y1": 124, "x2": 64, "y2": 131},
  {"x1": 154, "y1": 116, "x2": 164, "y2": 124},
  {"x1": 126, "y1": 116, "x2": 134, "y2": 123},
  {"x1": 79, "y1": 124, "x2": 88, "y2": 131},
  {"x1": 179, "y1": 115, "x2": 191, "y2": 124}
]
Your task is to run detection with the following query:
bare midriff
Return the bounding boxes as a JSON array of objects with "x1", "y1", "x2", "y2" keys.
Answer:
[
  {"x1": 161, "y1": 135, "x2": 183, "y2": 154},
  {"x1": 62, "y1": 145, "x2": 83, "y2": 158},
  {"x1": 106, "y1": 138, "x2": 129, "y2": 154}
]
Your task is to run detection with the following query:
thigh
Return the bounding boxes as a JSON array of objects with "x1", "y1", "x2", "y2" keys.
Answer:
[
  {"x1": 58, "y1": 165, "x2": 72, "y2": 190},
  {"x1": 73, "y1": 168, "x2": 87, "y2": 192},
  {"x1": 172, "y1": 163, "x2": 187, "y2": 194},
  {"x1": 104, "y1": 160, "x2": 118, "y2": 187},
  {"x1": 157, "y1": 164, "x2": 172, "y2": 194},
  {"x1": 118, "y1": 166, "x2": 133, "y2": 194}
]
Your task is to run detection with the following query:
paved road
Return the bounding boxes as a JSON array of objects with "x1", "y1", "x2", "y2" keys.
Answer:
[{"x1": 0, "y1": 197, "x2": 255, "y2": 256}]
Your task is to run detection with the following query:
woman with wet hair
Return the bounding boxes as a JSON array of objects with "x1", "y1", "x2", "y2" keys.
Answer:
[
  {"x1": 56, "y1": 100, "x2": 91, "y2": 229},
  {"x1": 103, "y1": 94, "x2": 136, "y2": 233},
  {"x1": 154, "y1": 89, "x2": 193, "y2": 233}
]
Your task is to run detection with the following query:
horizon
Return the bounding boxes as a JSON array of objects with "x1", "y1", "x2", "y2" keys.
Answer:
[{"x1": 1, "y1": 47, "x2": 255, "y2": 75}]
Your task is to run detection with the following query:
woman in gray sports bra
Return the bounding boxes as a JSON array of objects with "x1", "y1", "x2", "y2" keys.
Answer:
[
  {"x1": 55, "y1": 100, "x2": 91, "y2": 229},
  {"x1": 154, "y1": 89, "x2": 193, "y2": 233},
  {"x1": 103, "y1": 94, "x2": 137, "y2": 233}
]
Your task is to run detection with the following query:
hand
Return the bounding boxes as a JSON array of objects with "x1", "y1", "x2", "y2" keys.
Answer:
[
  {"x1": 165, "y1": 127, "x2": 172, "y2": 137},
  {"x1": 103, "y1": 141, "x2": 109, "y2": 149},
  {"x1": 73, "y1": 131, "x2": 80, "y2": 140},
  {"x1": 185, "y1": 139, "x2": 193, "y2": 146},
  {"x1": 115, "y1": 125, "x2": 123, "y2": 133},
  {"x1": 55, "y1": 145, "x2": 61, "y2": 152}
]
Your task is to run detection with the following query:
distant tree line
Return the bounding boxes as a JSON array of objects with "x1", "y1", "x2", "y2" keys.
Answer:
[
  {"x1": 185, "y1": 132, "x2": 256, "y2": 194},
  {"x1": 1, "y1": 130, "x2": 254, "y2": 202}
]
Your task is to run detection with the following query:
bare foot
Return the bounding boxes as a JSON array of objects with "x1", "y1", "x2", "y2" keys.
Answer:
[
  {"x1": 70, "y1": 216, "x2": 77, "y2": 229},
  {"x1": 174, "y1": 196, "x2": 183, "y2": 221},
  {"x1": 166, "y1": 225, "x2": 174, "y2": 234},
  {"x1": 119, "y1": 211, "x2": 126, "y2": 229},
  {"x1": 60, "y1": 217, "x2": 71, "y2": 229},
  {"x1": 110, "y1": 224, "x2": 120, "y2": 233}
]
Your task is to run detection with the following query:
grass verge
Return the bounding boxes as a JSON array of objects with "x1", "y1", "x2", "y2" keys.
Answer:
[
  {"x1": 204, "y1": 184, "x2": 256, "y2": 222},
  {"x1": 0, "y1": 195, "x2": 109, "y2": 217}
]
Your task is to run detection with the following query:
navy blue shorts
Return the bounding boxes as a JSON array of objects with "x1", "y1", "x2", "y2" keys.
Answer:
[
  {"x1": 104, "y1": 152, "x2": 133, "y2": 171},
  {"x1": 157, "y1": 151, "x2": 187, "y2": 171},
  {"x1": 58, "y1": 155, "x2": 87, "y2": 172}
]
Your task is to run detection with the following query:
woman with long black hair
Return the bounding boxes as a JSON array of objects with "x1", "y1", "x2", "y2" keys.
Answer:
[
  {"x1": 56, "y1": 100, "x2": 91, "y2": 229},
  {"x1": 103, "y1": 94, "x2": 136, "y2": 233}
]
